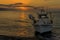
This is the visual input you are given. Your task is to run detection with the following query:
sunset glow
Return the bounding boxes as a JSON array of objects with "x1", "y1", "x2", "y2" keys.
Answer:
[
  {"x1": 20, "y1": 12, "x2": 27, "y2": 20},
  {"x1": 19, "y1": 7, "x2": 29, "y2": 10},
  {"x1": 19, "y1": 0, "x2": 31, "y2": 5}
]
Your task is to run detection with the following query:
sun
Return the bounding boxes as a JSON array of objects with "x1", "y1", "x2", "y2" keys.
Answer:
[{"x1": 16, "y1": 7, "x2": 30, "y2": 10}]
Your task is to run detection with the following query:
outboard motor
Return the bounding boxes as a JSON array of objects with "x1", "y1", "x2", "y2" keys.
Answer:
[{"x1": 29, "y1": 14, "x2": 37, "y2": 24}]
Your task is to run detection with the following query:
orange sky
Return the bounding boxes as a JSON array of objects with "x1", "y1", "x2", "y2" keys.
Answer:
[
  {"x1": 0, "y1": 0, "x2": 60, "y2": 8},
  {"x1": 0, "y1": 0, "x2": 31, "y2": 4}
]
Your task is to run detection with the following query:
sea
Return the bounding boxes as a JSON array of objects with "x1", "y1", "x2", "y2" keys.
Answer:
[{"x1": 0, "y1": 10, "x2": 60, "y2": 40}]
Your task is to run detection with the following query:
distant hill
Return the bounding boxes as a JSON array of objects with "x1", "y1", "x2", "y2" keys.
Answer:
[
  {"x1": 0, "y1": 3, "x2": 60, "y2": 12},
  {"x1": 0, "y1": 3, "x2": 34, "y2": 11},
  {"x1": 0, "y1": 3, "x2": 23, "y2": 7}
]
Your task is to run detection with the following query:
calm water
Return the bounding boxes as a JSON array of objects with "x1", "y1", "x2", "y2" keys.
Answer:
[
  {"x1": 0, "y1": 10, "x2": 60, "y2": 37},
  {"x1": 53, "y1": 13, "x2": 60, "y2": 27},
  {"x1": 0, "y1": 11, "x2": 36, "y2": 37}
]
